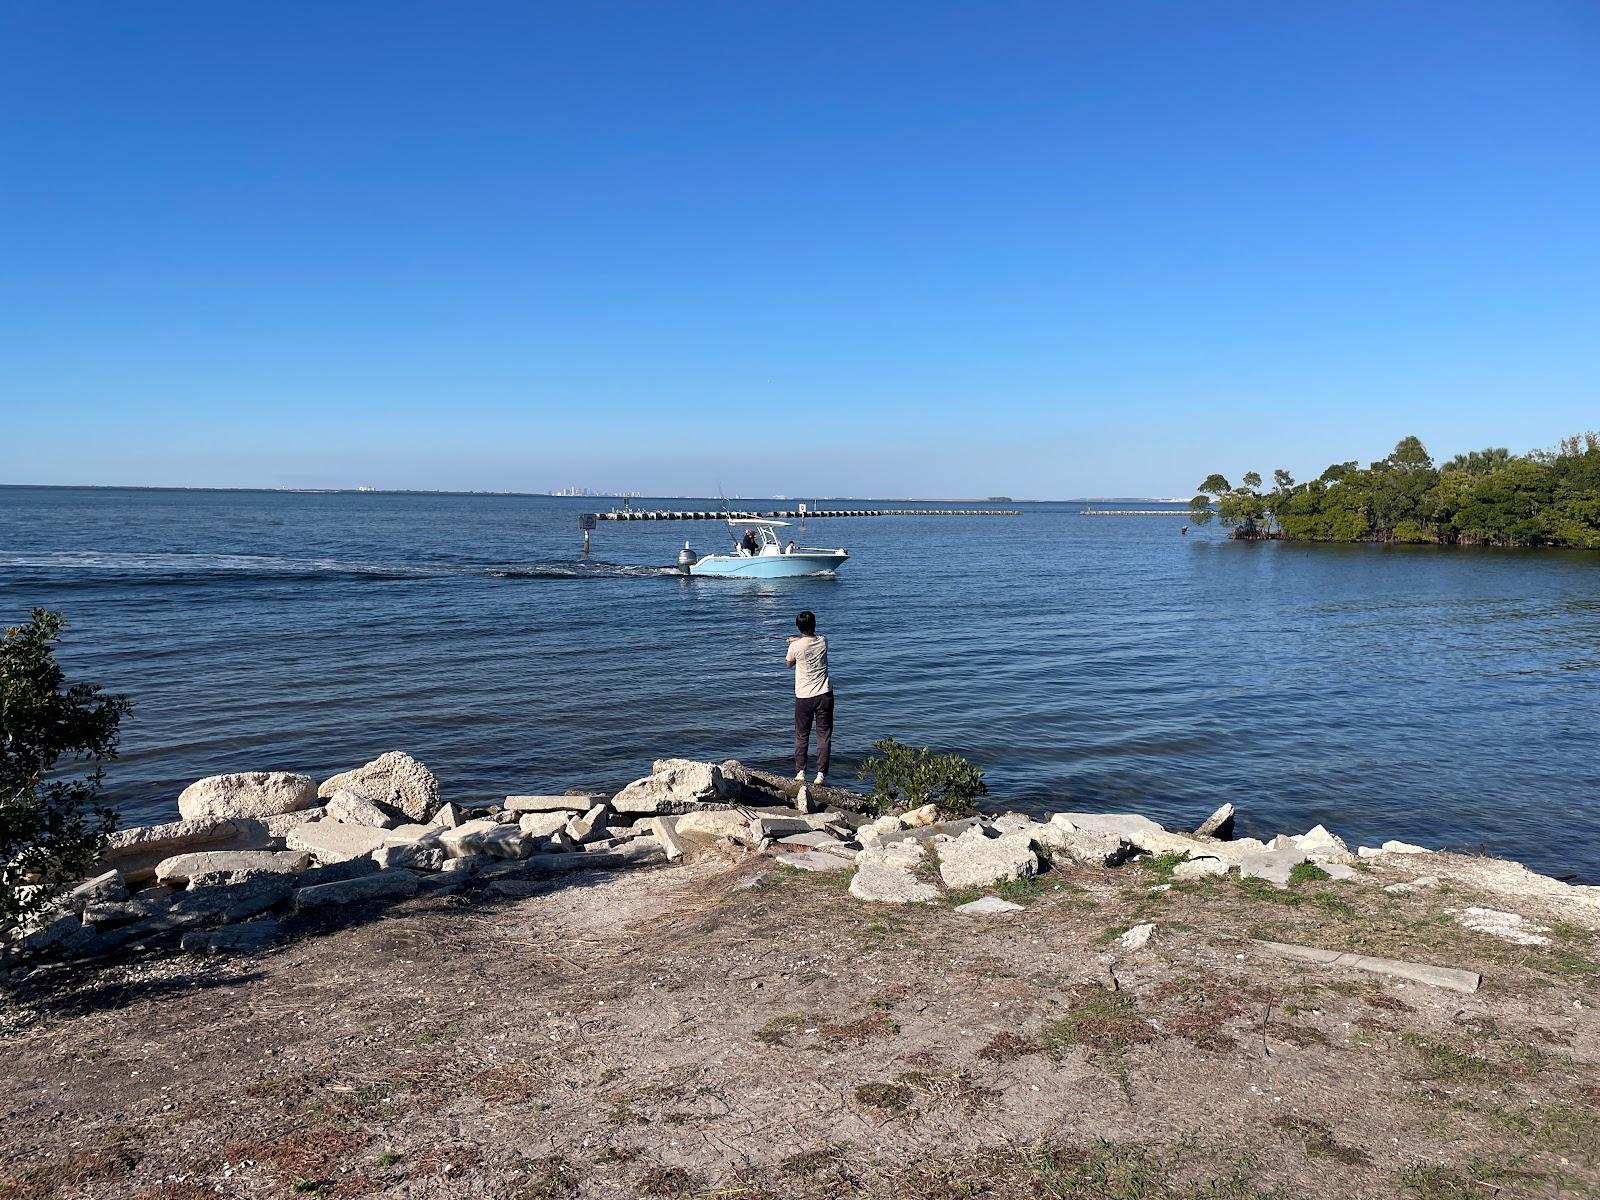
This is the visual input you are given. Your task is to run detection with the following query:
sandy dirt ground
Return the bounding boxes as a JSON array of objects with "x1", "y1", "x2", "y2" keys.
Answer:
[{"x1": 1, "y1": 844, "x2": 1597, "y2": 1200}]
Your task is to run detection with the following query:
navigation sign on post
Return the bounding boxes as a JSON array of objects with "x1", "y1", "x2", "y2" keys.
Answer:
[{"x1": 578, "y1": 513, "x2": 597, "y2": 531}]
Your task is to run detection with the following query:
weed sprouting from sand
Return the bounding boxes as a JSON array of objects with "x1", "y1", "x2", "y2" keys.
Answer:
[
  {"x1": 979, "y1": 1031, "x2": 1042, "y2": 1061},
  {"x1": 1397, "y1": 1154, "x2": 1535, "y2": 1199},
  {"x1": 754, "y1": 1013, "x2": 807, "y2": 1047},
  {"x1": 514, "y1": 1155, "x2": 579, "y2": 1199},
  {"x1": 636, "y1": 1165, "x2": 700, "y2": 1197},
  {"x1": 1140, "y1": 851, "x2": 1189, "y2": 884},
  {"x1": 853, "y1": 1080, "x2": 913, "y2": 1113},
  {"x1": 1289, "y1": 861, "x2": 1331, "y2": 886},
  {"x1": 1405, "y1": 1035, "x2": 1491, "y2": 1080},
  {"x1": 1271, "y1": 1115, "x2": 1370, "y2": 1165}
]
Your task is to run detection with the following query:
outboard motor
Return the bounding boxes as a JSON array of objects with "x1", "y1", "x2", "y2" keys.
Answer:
[{"x1": 676, "y1": 543, "x2": 699, "y2": 574}]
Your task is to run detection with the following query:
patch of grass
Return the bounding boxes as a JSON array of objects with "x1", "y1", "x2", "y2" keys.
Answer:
[
  {"x1": 514, "y1": 1155, "x2": 578, "y2": 1200},
  {"x1": 753, "y1": 1013, "x2": 807, "y2": 1047},
  {"x1": 853, "y1": 1081, "x2": 913, "y2": 1112},
  {"x1": 1397, "y1": 1154, "x2": 1535, "y2": 1199},
  {"x1": 1041, "y1": 989, "x2": 1155, "y2": 1059},
  {"x1": 373, "y1": 1151, "x2": 401, "y2": 1168},
  {"x1": 413, "y1": 1021, "x2": 460, "y2": 1046},
  {"x1": 636, "y1": 1166, "x2": 700, "y2": 1197},
  {"x1": 779, "y1": 1145, "x2": 847, "y2": 1177},
  {"x1": 1404, "y1": 1035, "x2": 1491, "y2": 1080},
  {"x1": 1139, "y1": 851, "x2": 1189, "y2": 884},
  {"x1": 289, "y1": 1181, "x2": 330, "y2": 1197},
  {"x1": 894, "y1": 1070, "x2": 1000, "y2": 1113},
  {"x1": 1288, "y1": 861, "x2": 1331, "y2": 886},
  {"x1": 817, "y1": 1008, "x2": 898, "y2": 1046},
  {"x1": 1236, "y1": 876, "x2": 1305, "y2": 906},
  {"x1": 1270, "y1": 1115, "x2": 1370, "y2": 1165},
  {"x1": 606, "y1": 1097, "x2": 646, "y2": 1126},
  {"x1": 978, "y1": 1031, "x2": 1042, "y2": 1061},
  {"x1": 1095, "y1": 923, "x2": 1129, "y2": 945},
  {"x1": 1313, "y1": 891, "x2": 1357, "y2": 918}
]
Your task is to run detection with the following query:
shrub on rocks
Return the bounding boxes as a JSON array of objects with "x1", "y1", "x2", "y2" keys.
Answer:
[
  {"x1": 857, "y1": 738, "x2": 987, "y2": 818},
  {"x1": 1, "y1": 609, "x2": 132, "y2": 937}
]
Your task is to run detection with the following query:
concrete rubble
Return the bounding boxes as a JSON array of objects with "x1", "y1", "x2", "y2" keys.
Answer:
[{"x1": 15, "y1": 751, "x2": 1595, "y2": 980}]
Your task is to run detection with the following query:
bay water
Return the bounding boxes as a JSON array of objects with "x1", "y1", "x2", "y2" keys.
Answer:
[{"x1": 3, "y1": 486, "x2": 1597, "y2": 880}]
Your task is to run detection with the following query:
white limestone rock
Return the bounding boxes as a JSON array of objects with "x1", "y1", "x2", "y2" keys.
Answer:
[
  {"x1": 674, "y1": 809, "x2": 750, "y2": 840},
  {"x1": 326, "y1": 787, "x2": 399, "y2": 829},
  {"x1": 901, "y1": 803, "x2": 940, "y2": 828},
  {"x1": 287, "y1": 820, "x2": 388, "y2": 864},
  {"x1": 1032, "y1": 820, "x2": 1139, "y2": 867},
  {"x1": 610, "y1": 758, "x2": 736, "y2": 815},
  {"x1": 518, "y1": 812, "x2": 571, "y2": 839},
  {"x1": 649, "y1": 816, "x2": 686, "y2": 862},
  {"x1": 177, "y1": 772, "x2": 318, "y2": 821},
  {"x1": 776, "y1": 850, "x2": 851, "y2": 872},
  {"x1": 849, "y1": 861, "x2": 939, "y2": 904},
  {"x1": 566, "y1": 803, "x2": 612, "y2": 844},
  {"x1": 102, "y1": 817, "x2": 273, "y2": 884},
  {"x1": 154, "y1": 850, "x2": 310, "y2": 886},
  {"x1": 504, "y1": 794, "x2": 599, "y2": 814},
  {"x1": 1172, "y1": 856, "x2": 1229, "y2": 881},
  {"x1": 1115, "y1": 922, "x2": 1156, "y2": 951},
  {"x1": 292, "y1": 869, "x2": 421, "y2": 911},
  {"x1": 260, "y1": 806, "x2": 327, "y2": 838},
  {"x1": 437, "y1": 818, "x2": 534, "y2": 860},
  {"x1": 1194, "y1": 803, "x2": 1236, "y2": 839},
  {"x1": 1293, "y1": 824, "x2": 1353, "y2": 862},
  {"x1": 1237, "y1": 847, "x2": 1309, "y2": 888},
  {"x1": 955, "y1": 895, "x2": 1025, "y2": 915},
  {"x1": 318, "y1": 752, "x2": 441, "y2": 823},
  {"x1": 937, "y1": 828, "x2": 1038, "y2": 891},
  {"x1": 373, "y1": 843, "x2": 448, "y2": 871}
]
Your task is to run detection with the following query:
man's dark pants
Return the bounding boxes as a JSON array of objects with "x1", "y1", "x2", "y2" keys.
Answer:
[{"x1": 794, "y1": 691, "x2": 835, "y2": 776}]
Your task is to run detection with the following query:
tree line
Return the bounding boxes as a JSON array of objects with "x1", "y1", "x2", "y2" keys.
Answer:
[{"x1": 1189, "y1": 433, "x2": 1600, "y2": 548}]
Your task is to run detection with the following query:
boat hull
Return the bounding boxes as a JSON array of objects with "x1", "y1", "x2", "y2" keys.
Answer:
[{"x1": 688, "y1": 552, "x2": 848, "y2": 578}]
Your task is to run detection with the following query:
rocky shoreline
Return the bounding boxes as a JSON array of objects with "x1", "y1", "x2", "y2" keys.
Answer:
[{"x1": 10, "y1": 750, "x2": 1596, "y2": 980}]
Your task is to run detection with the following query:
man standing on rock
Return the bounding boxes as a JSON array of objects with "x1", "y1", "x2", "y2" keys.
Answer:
[{"x1": 786, "y1": 609, "x2": 833, "y2": 786}]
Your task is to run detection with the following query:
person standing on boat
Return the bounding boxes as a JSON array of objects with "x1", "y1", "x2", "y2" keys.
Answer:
[{"x1": 786, "y1": 610, "x2": 833, "y2": 786}]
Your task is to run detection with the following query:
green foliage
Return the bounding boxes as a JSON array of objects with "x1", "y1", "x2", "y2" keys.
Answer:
[
  {"x1": 1, "y1": 609, "x2": 131, "y2": 934},
  {"x1": 857, "y1": 737, "x2": 987, "y2": 818},
  {"x1": 1197, "y1": 432, "x2": 1600, "y2": 549}
]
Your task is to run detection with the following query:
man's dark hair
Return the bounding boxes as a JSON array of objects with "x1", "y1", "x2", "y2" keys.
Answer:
[{"x1": 795, "y1": 610, "x2": 816, "y2": 636}]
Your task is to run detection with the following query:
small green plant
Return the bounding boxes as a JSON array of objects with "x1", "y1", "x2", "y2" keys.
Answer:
[
  {"x1": 853, "y1": 1081, "x2": 913, "y2": 1112},
  {"x1": 373, "y1": 1151, "x2": 401, "y2": 1168},
  {"x1": 1140, "y1": 851, "x2": 1189, "y2": 884},
  {"x1": 857, "y1": 737, "x2": 987, "y2": 818},
  {"x1": 1288, "y1": 861, "x2": 1331, "y2": 886}
]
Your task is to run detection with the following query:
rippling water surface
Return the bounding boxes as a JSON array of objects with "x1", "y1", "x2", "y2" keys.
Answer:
[{"x1": 4, "y1": 486, "x2": 1598, "y2": 880}]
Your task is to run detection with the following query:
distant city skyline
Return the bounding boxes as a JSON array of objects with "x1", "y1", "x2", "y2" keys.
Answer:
[{"x1": 3, "y1": 3, "x2": 1595, "y2": 497}]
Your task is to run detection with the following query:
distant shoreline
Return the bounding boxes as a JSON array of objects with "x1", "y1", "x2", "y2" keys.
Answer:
[{"x1": 0, "y1": 483, "x2": 1191, "y2": 505}]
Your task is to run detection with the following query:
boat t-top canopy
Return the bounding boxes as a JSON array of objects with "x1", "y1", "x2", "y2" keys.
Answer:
[{"x1": 724, "y1": 517, "x2": 791, "y2": 527}]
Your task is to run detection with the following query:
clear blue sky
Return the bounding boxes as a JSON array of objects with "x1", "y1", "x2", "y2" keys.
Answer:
[{"x1": 3, "y1": 2, "x2": 1596, "y2": 498}]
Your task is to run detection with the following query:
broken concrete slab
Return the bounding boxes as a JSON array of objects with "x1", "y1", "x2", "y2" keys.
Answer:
[
  {"x1": 849, "y1": 861, "x2": 939, "y2": 904},
  {"x1": 518, "y1": 812, "x2": 571, "y2": 839},
  {"x1": 775, "y1": 850, "x2": 852, "y2": 873},
  {"x1": 1115, "y1": 922, "x2": 1155, "y2": 951},
  {"x1": 102, "y1": 817, "x2": 273, "y2": 884},
  {"x1": 1031, "y1": 822, "x2": 1139, "y2": 868},
  {"x1": 437, "y1": 818, "x2": 534, "y2": 861},
  {"x1": 1236, "y1": 847, "x2": 1309, "y2": 888},
  {"x1": 373, "y1": 843, "x2": 448, "y2": 871},
  {"x1": 504, "y1": 794, "x2": 599, "y2": 814},
  {"x1": 171, "y1": 875, "x2": 292, "y2": 925},
  {"x1": 649, "y1": 816, "x2": 685, "y2": 862},
  {"x1": 612, "y1": 758, "x2": 737, "y2": 814},
  {"x1": 292, "y1": 868, "x2": 421, "y2": 911},
  {"x1": 954, "y1": 896, "x2": 1024, "y2": 915},
  {"x1": 565, "y1": 803, "x2": 612, "y2": 844},
  {"x1": 937, "y1": 828, "x2": 1037, "y2": 891},
  {"x1": 1194, "y1": 803, "x2": 1236, "y2": 839},
  {"x1": 1172, "y1": 857, "x2": 1228, "y2": 881},
  {"x1": 1359, "y1": 840, "x2": 1432, "y2": 858},
  {"x1": 673, "y1": 809, "x2": 750, "y2": 840},
  {"x1": 1256, "y1": 939, "x2": 1480, "y2": 994},
  {"x1": 154, "y1": 850, "x2": 310, "y2": 886},
  {"x1": 325, "y1": 787, "x2": 399, "y2": 829},
  {"x1": 287, "y1": 820, "x2": 388, "y2": 864}
]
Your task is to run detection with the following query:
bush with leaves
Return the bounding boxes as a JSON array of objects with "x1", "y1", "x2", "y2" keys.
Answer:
[
  {"x1": 857, "y1": 737, "x2": 987, "y2": 818},
  {"x1": 1, "y1": 609, "x2": 131, "y2": 934}
]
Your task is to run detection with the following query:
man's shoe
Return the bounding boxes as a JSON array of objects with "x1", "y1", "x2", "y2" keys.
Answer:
[
  {"x1": 813, "y1": 772, "x2": 826, "y2": 786},
  {"x1": 794, "y1": 771, "x2": 806, "y2": 782}
]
